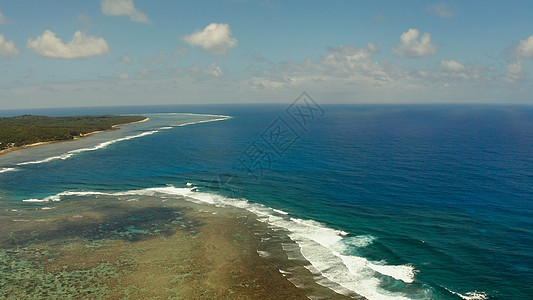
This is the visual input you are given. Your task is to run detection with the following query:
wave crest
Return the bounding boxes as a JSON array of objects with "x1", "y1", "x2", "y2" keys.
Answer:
[{"x1": 22, "y1": 184, "x2": 417, "y2": 299}]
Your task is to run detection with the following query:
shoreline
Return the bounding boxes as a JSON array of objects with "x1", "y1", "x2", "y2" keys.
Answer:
[
  {"x1": 0, "y1": 117, "x2": 149, "y2": 156},
  {"x1": 0, "y1": 193, "x2": 350, "y2": 299}
]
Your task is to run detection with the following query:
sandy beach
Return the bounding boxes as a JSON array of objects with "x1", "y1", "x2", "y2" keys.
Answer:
[{"x1": 0, "y1": 117, "x2": 149, "y2": 156}]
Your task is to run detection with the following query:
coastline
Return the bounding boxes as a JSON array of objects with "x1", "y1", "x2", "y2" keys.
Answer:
[
  {"x1": 0, "y1": 117, "x2": 149, "y2": 156},
  {"x1": 111, "y1": 117, "x2": 149, "y2": 128},
  {"x1": 0, "y1": 193, "x2": 350, "y2": 299}
]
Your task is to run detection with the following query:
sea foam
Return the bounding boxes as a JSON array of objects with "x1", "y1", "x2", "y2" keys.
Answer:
[
  {"x1": 17, "y1": 131, "x2": 159, "y2": 166},
  {"x1": 0, "y1": 167, "x2": 18, "y2": 174},
  {"x1": 22, "y1": 184, "x2": 416, "y2": 300},
  {"x1": 14, "y1": 115, "x2": 231, "y2": 167},
  {"x1": 444, "y1": 287, "x2": 489, "y2": 300}
]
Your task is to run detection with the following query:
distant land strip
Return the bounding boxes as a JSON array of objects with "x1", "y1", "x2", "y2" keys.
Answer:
[{"x1": 0, "y1": 115, "x2": 148, "y2": 154}]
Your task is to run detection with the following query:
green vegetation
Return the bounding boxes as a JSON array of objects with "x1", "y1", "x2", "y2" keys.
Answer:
[{"x1": 0, "y1": 115, "x2": 146, "y2": 151}]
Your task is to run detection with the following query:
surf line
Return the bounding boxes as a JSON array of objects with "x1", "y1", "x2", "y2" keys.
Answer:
[
  {"x1": 14, "y1": 115, "x2": 232, "y2": 167},
  {"x1": 22, "y1": 184, "x2": 415, "y2": 300},
  {"x1": 0, "y1": 118, "x2": 149, "y2": 157},
  {"x1": 0, "y1": 167, "x2": 18, "y2": 174}
]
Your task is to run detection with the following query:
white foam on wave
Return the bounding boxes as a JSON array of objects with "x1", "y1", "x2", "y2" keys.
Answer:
[
  {"x1": 257, "y1": 250, "x2": 270, "y2": 258},
  {"x1": 444, "y1": 288, "x2": 489, "y2": 300},
  {"x1": 367, "y1": 263, "x2": 416, "y2": 284},
  {"x1": 17, "y1": 154, "x2": 73, "y2": 165},
  {"x1": 22, "y1": 190, "x2": 117, "y2": 202},
  {"x1": 22, "y1": 185, "x2": 414, "y2": 299},
  {"x1": 146, "y1": 186, "x2": 417, "y2": 299},
  {"x1": 345, "y1": 235, "x2": 376, "y2": 248},
  {"x1": 17, "y1": 130, "x2": 159, "y2": 166},
  {"x1": 263, "y1": 217, "x2": 414, "y2": 299},
  {"x1": 66, "y1": 131, "x2": 159, "y2": 154},
  {"x1": 173, "y1": 116, "x2": 232, "y2": 127},
  {"x1": 183, "y1": 113, "x2": 232, "y2": 118},
  {"x1": 0, "y1": 167, "x2": 18, "y2": 174},
  {"x1": 15, "y1": 115, "x2": 231, "y2": 167},
  {"x1": 273, "y1": 208, "x2": 289, "y2": 215}
]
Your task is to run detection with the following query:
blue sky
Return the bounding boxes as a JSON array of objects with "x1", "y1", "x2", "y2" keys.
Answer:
[{"x1": 1, "y1": 0, "x2": 533, "y2": 109}]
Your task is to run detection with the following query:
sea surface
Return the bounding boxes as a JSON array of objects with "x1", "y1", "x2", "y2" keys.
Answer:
[{"x1": 0, "y1": 103, "x2": 532, "y2": 299}]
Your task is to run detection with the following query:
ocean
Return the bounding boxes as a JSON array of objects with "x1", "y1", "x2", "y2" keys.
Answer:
[{"x1": 0, "y1": 103, "x2": 532, "y2": 299}]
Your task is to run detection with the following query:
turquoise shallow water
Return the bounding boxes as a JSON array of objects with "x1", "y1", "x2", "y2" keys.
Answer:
[{"x1": 0, "y1": 105, "x2": 532, "y2": 299}]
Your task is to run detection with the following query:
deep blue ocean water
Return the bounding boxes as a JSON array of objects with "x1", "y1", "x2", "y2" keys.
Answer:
[{"x1": 0, "y1": 104, "x2": 532, "y2": 299}]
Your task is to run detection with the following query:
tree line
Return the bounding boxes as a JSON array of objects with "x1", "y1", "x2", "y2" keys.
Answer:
[{"x1": 0, "y1": 115, "x2": 146, "y2": 151}]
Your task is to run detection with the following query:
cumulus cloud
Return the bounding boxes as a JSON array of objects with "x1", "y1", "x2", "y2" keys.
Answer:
[
  {"x1": 516, "y1": 34, "x2": 533, "y2": 59},
  {"x1": 101, "y1": 0, "x2": 151, "y2": 24},
  {"x1": 427, "y1": 3, "x2": 455, "y2": 18},
  {"x1": 187, "y1": 62, "x2": 224, "y2": 78},
  {"x1": 503, "y1": 34, "x2": 533, "y2": 82},
  {"x1": 322, "y1": 44, "x2": 379, "y2": 74},
  {"x1": 0, "y1": 7, "x2": 13, "y2": 24},
  {"x1": 26, "y1": 30, "x2": 110, "y2": 59},
  {"x1": 440, "y1": 59, "x2": 466, "y2": 73},
  {"x1": 0, "y1": 34, "x2": 20, "y2": 56},
  {"x1": 503, "y1": 60, "x2": 523, "y2": 83},
  {"x1": 246, "y1": 43, "x2": 407, "y2": 92},
  {"x1": 391, "y1": 29, "x2": 437, "y2": 58},
  {"x1": 246, "y1": 42, "x2": 495, "y2": 96},
  {"x1": 183, "y1": 23, "x2": 238, "y2": 55},
  {"x1": 437, "y1": 59, "x2": 491, "y2": 82},
  {"x1": 205, "y1": 62, "x2": 224, "y2": 77}
]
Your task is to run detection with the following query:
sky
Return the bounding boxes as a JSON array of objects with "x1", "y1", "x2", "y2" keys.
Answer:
[{"x1": 1, "y1": 0, "x2": 533, "y2": 109}]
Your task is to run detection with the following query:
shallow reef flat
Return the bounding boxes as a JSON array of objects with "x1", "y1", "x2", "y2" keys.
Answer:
[{"x1": 0, "y1": 195, "x2": 349, "y2": 299}]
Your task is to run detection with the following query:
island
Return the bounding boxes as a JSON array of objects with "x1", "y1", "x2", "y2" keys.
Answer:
[{"x1": 0, "y1": 115, "x2": 147, "y2": 153}]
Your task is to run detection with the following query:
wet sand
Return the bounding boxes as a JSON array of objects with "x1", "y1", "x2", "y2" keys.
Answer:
[
  {"x1": 0, "y1": 118, "x2": 149, "y2": 156},
  {"x1": 0, "y1": 195, "x2": 353, "y2": 299}
]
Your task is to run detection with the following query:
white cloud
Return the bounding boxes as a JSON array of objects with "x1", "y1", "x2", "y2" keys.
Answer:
[
  {"x1": 244, "y1": 43, "x2": 499, "y2": 98},
  {"x1": 186, "y1": 62, "x2": 224, "y2": 78},
  {"x1": 437, "y1": 60, "x2": 491, "y2": 82},
  {"x1": 118, "y1": 54, "x2": 132, "y2": 64},
  {"x1": 0, "y1": 34, "x2": 20, "y2": 56},
  {"x1": 26, "y1": 30, "x2": 110, "y2": 59},
  {"x1": 503, "y1": 34, "x2": 533, "y2": 82},
  {"x1": 427, "y1": 3, "x2": 455, "y2": 18},
  {"x1": 101, "y1": 0, "x2": 151, "y2": 24},
  {"x1": 114, "y1": 71, "x2": 129, "y2": 79},
  {"x1": 503, "y1": 60, "x2": 524, "y2": 83},
  {"x1": 322, "y1": 44, "x2": 380, "y2": 75},
  {"x1": 206, "y1": 62, "x2": 224, "y2": 77},
  {"x1": 183, "y1": 23, "x2": 238, "y2": 55},
  {"x1": 440, "y1": 59, "x2": 466, "y2": 73},
  {"x1": 516, "y1": 34, "x2": 533, "y2": 59},
  {"x1": 245, "y1": 43, "x2": 408, "y2": 92},
  {"x1": 0, "y1": 7, "x2": 13, "y2": 24},
  {"x1": 391, "y1": 29, "x2": 437, "y2": 58}
]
